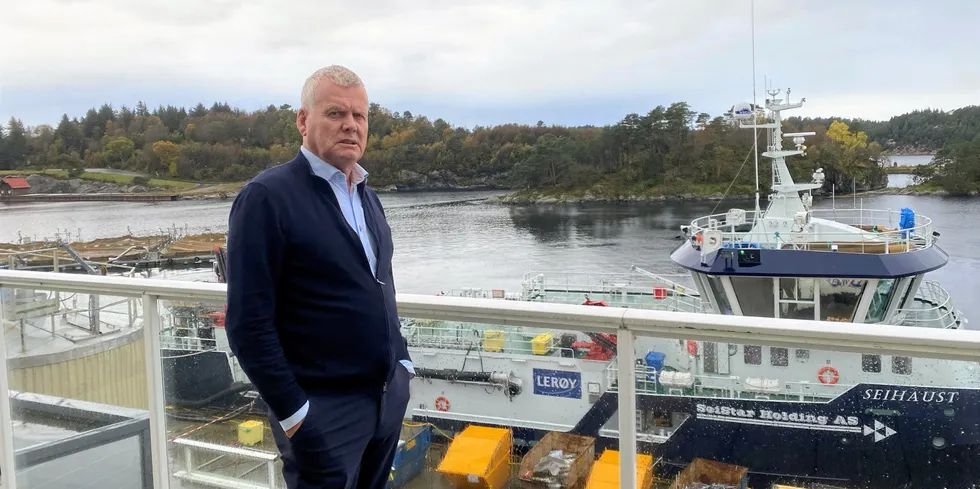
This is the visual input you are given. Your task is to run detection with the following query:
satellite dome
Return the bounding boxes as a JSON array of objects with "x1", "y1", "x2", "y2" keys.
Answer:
[{"x1": 732, "y1": 102, "x2": 753, "y2": 120}]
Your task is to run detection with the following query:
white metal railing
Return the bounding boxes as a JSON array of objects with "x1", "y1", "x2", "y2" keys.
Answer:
[
  {"x1": 400, "y1": 319, "x2": 572, "y2": 357},
  {"x1": 629, "y1": 266, "x2": 700, "y2": 297},
  {"x1": 3, "y1": 269, "x2": 980, "y2": 489},
  {"x1": 895, "y1": 280, "x2": 962, "y2": 329},
  {"x1": 520, "y1": 270, "x2": 706, "y2": 313},
  {"x1": 604, "y1": 363, "x2": 853, "y2": 401},
  {"x1": 521, "y1": 270, "x2": 697, "y2": 294},
  {"x1": 172, "y1": 437, "x2": 278, "y2": 489},
  {"x1": 687, "y1": 207, "x2": 934, "y2": 252}
]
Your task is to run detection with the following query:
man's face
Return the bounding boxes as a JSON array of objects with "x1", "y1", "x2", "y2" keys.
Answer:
[{"x1": 297, "y1": 80, "x2": 369, "y2": 170}]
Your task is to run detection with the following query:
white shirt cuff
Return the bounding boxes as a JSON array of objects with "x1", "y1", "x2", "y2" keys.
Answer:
[
  {"x1": 279, "y1": 400, "x2": 309, "y2": 431},
  {"x1": 399, "y1": 360, "x2": 415, "y2": 375}
]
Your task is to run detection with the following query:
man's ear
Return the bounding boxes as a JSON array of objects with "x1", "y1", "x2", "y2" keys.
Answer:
[{"x1": 296, "y1": 108, "x2": 308, "y2": 138}]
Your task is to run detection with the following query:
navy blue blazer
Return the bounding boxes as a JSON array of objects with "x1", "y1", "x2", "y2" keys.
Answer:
[{"x1": 224, "y1": 151, "x2": 411, "y2": 423}]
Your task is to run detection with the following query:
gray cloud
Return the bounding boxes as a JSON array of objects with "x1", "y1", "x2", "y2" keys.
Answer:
[{"x1": 2, "y1": 0, "x2": 977, "y2": 123}]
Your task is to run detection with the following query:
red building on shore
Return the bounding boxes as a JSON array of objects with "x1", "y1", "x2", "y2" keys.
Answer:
[{"x1": 0, "y1": 177, "x2": 31, "y2": 196}]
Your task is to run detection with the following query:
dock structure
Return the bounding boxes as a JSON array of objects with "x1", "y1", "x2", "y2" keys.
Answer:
[
  {"x1": 0, "y1": 193, "x2": 181, "y2": 203},
  {"x1": 0, "y1": 232, "x2": 226, "y2": 273}
]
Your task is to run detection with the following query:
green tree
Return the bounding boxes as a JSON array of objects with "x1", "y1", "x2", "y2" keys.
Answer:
[
  {"x1": 915, "y1": 136, "x2": 980, "y2": 194},
  {"x1": 2, "y1": 118, "x2": 29, "y2": 169},
  {"x1": 103, "y1": 137, "x2": 135, "y2": 168},
  {"x1": 55, "y1": 114, "x2": 84, "y2": 152}
]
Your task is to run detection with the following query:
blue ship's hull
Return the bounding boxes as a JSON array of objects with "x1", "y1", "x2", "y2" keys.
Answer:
[{"x1": 414, "y1": 383, "x2": 980, "y2": 489}]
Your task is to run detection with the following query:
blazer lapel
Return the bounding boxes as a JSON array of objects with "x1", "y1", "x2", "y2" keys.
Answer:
[{"x1": 360, "y1": 185, "x2": 391, "y2": 280}]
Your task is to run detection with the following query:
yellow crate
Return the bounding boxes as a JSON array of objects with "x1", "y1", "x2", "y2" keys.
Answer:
[
  {"x1": 238, "y1": 420, "x2": 264, "y2": 446},
  {"x1": 585, "y1": 449, "x2": 654, "y2": 489},
  {"x1": 437, "y1": 425, "x2": 511, "y2": 489},
  {"x1": 483, "y1": 330, "x2": 505, "y2": 352},
  {"x1": 531, "y1": 333, "x2": 554, "y2": 355}
]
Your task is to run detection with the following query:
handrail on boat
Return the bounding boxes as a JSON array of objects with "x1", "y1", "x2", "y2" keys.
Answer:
[
  {"x1": 895, "y1": 280, "x2": 962, "y2": 329},
  {"x1": 686, "y1": 207, "x2": 935, "y2": 253}
]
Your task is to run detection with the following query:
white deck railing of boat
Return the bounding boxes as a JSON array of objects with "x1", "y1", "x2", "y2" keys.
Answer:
[
  {"x1": 520, "y1": 270, "x2": 705, "y2": 313},
  {"x1": 603, "y1": 363, "x2": 853, "y2": 402},
  {"x1": 2, "y1": 270, "x2": 980, "y2": 489},
  {"x1": 687, "y1": 207, "x2": 935, "y2": 252},
  {"x1": 521, "y1": 270, "x2": 699, "y2": 294},
  {"x1": 401, "y1": 319, "x2": 578, "y2": 357},
  {"x1": 895, "y1": 280, "x2": 963, "y2": 329}
]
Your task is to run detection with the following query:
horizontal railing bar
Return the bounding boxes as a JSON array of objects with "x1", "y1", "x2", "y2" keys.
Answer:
[
  {"x1": 2, "y1": 270, "x2": 979, "y2": 361},
  {"x1": 15, "y1": 417, "x2": 149, "y2": 468},
  {"x1": 620, "y1": 309, "x2": 980, "y2": 361},
  {"x1": 397, "y1": 294, "x2": 625, "y2": 334},
  {"x1": 0, "y1": 269, "x2": 227, "y2": 301},
  {"x1": 172, "y1": 437, "x2": 279, "y2": 461}
]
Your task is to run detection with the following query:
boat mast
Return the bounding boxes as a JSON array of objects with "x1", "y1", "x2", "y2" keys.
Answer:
[{"x1": 750, "y1": 0, "x2": 761, "y2": 223}]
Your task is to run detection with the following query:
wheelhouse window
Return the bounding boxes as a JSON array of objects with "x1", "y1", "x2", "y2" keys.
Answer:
[
  {"x1": 778, "y1": 277, "x2": 816, "y2": 320},
  {"x1": 770, "y1": 347, "x2": 789, "y2": 367},
  {"x1": 865, "y1": 279, "x2": 898, "y2": 323},
  {"x1": 744, "y1": 345, "x2": 762, "y2": 365},
  {"x1": 730, "y1": 277, "x2": 775, "y2": 318},
  {"x1": 705, "y1": 275, "x2": 733, "y2": 315},
  {"x1": 796, "y1": 349, "x2": 810, "y2": 361},
  {"x1": 892, "y1": 356, "x2": 912, "y2": 375},
  {"x1": 862, "y1": 354, "x2": 882, "y2": 373},
  {"x1": 820, "y1": 278, "x2": 867, "y2": 322}
]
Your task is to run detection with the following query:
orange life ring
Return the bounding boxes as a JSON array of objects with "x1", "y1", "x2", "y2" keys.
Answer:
[
  {"x1": 818, "y1": 366, "x2": 840, "y2": 385},
  {"x1": 434, "y1": 396, "x2": 450, "y2": 412}
]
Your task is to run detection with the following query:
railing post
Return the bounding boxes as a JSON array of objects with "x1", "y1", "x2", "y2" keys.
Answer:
[
  {"x1": 617, "y1": 329, "x2": 637, "y2": 489},
  {"x1": 142, "y1": 293, "x2": 171, "y2": 489},
  {"x1": 267, "y1": 459, "x2": 277, "y2": 488},
  {"x1": 0, "y1": 308, "x2": 18, "y2": 489}
]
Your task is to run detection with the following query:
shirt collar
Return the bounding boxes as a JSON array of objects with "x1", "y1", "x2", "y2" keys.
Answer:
[{"x1": 300, "y1": 146, "x2": 368, "y2": 188}]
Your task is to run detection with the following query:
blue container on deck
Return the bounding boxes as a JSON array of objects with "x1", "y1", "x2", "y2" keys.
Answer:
[
  {"x1": 645, "y1": 351, "x2": 666, "y2": 383},
  {"x1": 899, "y1": 208, "x2": 915, "y2": 237},
  {"x1": 387, "y1": 424, "x2": 432, "y2": 489}
]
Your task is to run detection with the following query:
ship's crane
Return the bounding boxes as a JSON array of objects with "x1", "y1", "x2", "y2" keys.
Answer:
[{"x1": 571, "y1": 296, "x2": 618, "y2": 360}]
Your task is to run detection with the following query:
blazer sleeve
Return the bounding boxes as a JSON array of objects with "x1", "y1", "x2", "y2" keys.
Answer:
[
  {"x1": 372, "y1": 189, "x2": 413, "y2": 366},
  {"x1": 224, "y1": 182, "x2": 307, "y2": 422}
]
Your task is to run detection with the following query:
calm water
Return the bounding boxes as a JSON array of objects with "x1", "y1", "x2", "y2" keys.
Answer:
[
  {"x1": 2, "y1": 191, "x2": 978, "y2": 322},
  {"x1": 886, "y1": 155, "x2": 930, "y2": 188}
]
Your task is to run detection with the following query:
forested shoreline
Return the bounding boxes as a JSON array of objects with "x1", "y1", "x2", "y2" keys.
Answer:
[{"x1": 0, "y1": 101, "x2": 977, "y2": 197}]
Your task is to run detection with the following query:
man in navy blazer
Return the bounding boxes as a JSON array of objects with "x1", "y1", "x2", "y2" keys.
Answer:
[{"x1": 225, "y1": 65, "x2": 414, "y2": 489}]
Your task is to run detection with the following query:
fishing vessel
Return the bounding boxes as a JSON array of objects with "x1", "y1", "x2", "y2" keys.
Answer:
[
  {"x1": 395, "y1": 89, "x2": 976, "y2": 489},
  {"x1": 149, "y1": 89, "x2": 976, "y2": 489}
]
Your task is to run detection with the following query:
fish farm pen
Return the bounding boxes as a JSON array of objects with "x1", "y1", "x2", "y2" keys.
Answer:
[{"x1": 0, "y1": 231, "x2": 227, "y2": 274}]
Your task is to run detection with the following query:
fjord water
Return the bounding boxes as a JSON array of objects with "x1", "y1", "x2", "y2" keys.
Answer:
[{"x1": 1, "y1": 190, "x2": 977, "y2": 322}]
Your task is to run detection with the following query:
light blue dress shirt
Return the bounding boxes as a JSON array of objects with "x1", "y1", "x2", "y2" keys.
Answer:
[{"x1": 279, "y1": 147, "x2": 414, "y2": 432}]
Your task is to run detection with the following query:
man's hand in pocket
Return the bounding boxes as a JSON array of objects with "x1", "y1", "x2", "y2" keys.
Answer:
[{"x1": 285, "y1": 418, "x2": 304, "y2": 438}]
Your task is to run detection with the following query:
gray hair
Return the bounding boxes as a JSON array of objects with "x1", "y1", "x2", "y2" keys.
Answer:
[{"x1": 301, "y1": 65, "x2": 364, "y2": 110}]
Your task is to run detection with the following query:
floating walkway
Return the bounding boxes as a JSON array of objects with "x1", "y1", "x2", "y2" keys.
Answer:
[{"x1": 1, "y1": 232, "x2": 226, "y2": 273}]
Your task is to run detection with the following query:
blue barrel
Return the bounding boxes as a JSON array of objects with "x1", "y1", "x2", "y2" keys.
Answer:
[
  {"x1": 645, "y1": 351, "x2": 666, "y2": 383},
  {"x1": 388, "y1": 424, "x2": 432, "y2": 489}
]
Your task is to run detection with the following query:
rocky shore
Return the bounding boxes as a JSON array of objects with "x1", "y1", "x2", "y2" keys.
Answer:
[
  {"x1": 374, "y1": 169, "x2": 506, "y2": 193},
  {"x1": 24, "y1": 175, "x2": 163, "y2": 194}
]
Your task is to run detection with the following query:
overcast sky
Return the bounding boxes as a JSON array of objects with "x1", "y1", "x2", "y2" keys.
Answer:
[{"x1": 2, "y1": 0, "x2": 977, "y2": 129}]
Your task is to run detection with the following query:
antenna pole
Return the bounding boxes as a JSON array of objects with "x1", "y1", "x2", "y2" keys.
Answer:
[{"x1": 751, "y1": 0, "x2": 761, "y2": 222}]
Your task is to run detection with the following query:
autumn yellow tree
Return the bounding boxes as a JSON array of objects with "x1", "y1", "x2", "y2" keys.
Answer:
[
  {"x1": 809, "y1": 121, "x2": 885, "y2": 192},
  {"x1": 152, "y1": 140, "x2": 181, "y2": 177}
]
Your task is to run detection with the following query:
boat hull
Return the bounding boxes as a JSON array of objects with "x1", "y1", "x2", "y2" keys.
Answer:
[{"x1": 412, "y1": 384, "x2": 980, "y2": 489}]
